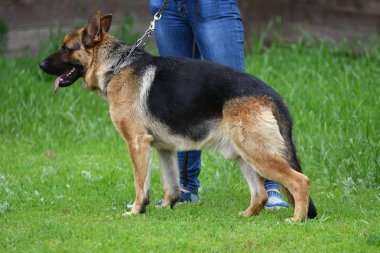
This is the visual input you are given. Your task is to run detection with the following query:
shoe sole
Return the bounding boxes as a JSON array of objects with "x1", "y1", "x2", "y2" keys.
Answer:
[{"x1": 265, "y1": 205, "x2": 289, "y2": 211}]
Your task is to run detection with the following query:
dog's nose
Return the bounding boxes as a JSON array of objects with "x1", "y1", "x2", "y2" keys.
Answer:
[{"x1": 39, "y1": 60, "x2": 47, "y2": 71}]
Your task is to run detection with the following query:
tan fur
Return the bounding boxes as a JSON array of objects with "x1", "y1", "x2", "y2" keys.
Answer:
[
  {"x1": 62, "y1": 29, "x2": 90, "y2": 66},
  {"x1": 222, "y1": 96, "x2": 310, "y2": 221},
  {"x1": 107, "y1": 68, "x2": 154, "y2": 215},
  {"x1": 53, "y1": 19, "x2": 159, "y2": 215},
  {"x1": 223, "y1": 97, "x2": 286, "y2": 157},
  {"x1": 43, "y1": 12, "x2": 313, "y2": 221},
  {"x1": 238, "y1": 159, "x2": 268, "y2": 216},
  {"x1": 60, "y1": 27, "x2": 117, "y2": 95},
  {"x1": 83, "y1": 41, "x2": 103, "y2": 92},
  {"x1": 108, "y1": 67, "x2": 181, "y2": 209}
]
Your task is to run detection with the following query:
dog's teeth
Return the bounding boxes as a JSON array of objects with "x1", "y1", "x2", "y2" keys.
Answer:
[{"x1": 68, "y1": 69, "x2": 75, "y2": 75}]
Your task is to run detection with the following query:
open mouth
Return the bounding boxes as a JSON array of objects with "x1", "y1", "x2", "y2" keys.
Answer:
[{"x1": 54, "y1": 65, "x2": 84, "y2": 93}]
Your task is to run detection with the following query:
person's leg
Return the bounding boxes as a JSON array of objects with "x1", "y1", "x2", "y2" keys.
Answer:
[
  {"x1": 177, "y1": 151, "x2": 201, "y2": 194},
  {"x1": 185, "y1": 0, "x2": 288, "y2": 209},
  {"x1": 150, "y1": 0, "x2": 195, "y2": 58},
  {"x1": 186, "y1": 0, "x2": 245, "y2": 71},
  {"x1": 150, "y1": 0, "x2": 201, "y2": 200},
  {"x1": 264, "y1": 179, "x2": 290, "y2": 209}
]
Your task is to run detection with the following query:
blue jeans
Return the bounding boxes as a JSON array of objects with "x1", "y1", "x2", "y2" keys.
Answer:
[{"x1": 150, "y1": 0, "x2": 278, "y2": 194}]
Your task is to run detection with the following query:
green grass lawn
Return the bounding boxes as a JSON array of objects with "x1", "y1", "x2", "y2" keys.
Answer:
[{"x1": 0, "y1": 37, "x2": 379, "y2": 252}]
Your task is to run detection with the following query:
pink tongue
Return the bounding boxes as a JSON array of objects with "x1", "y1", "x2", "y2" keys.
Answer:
[{"x1": 54, "y1": 77, "x2": 60, "y2": 94}]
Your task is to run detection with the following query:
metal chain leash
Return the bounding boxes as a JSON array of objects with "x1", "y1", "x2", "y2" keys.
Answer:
[{"x1": 116, "y1": 0, "x2": 170, "y2": 72}]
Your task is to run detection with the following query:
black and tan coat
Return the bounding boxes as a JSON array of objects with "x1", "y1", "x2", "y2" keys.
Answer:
[{"x1": 39, "y1": 12, "x2": 317, "y2": 221}]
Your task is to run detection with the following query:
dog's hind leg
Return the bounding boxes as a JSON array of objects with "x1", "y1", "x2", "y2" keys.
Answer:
[
  {"x1": 224, "y1": 98, "x2": 310, "y2": 221},
  {"x1": 157, "y1": 150, "x2": 181, "y2": 208},
  {"x1": 238, "y1": 159, "x2": 268, "y2": 216}
]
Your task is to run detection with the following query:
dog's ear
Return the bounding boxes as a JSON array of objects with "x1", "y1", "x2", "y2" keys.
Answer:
[
  {"x1": 100, "y1": 14, "x2": 112, "y2": 33},
  {"x1": 83, "y1": 11, "x2": 101, "y2": 48}
]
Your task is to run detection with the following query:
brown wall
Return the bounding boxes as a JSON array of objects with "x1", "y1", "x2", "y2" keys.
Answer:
[
  {"x1": 0, "y1": 0, "x2": 379, "y2": 55},
  {"x1": 239, "y1": 0, "x2": 380, "y2": 43}
]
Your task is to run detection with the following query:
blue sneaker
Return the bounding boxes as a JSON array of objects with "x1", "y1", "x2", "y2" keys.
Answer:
[
  {"x1": 155, "y1": 190, "x2": 199, "y2": 206},
  {"x1": 265, "y1": 189, "x2": 290, "y2": 210}
]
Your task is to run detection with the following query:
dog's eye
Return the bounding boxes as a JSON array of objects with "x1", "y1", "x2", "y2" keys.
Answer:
[
  {"x1": 60, "y1": 45, "x2": 68, "y2": 55},
  {"x1": 60, "y1": 44, "x2": 75, "y2": 55}
]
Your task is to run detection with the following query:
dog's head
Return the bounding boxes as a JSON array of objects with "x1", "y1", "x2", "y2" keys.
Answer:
[{"x1": 39, "y1": 11, "x2": 112, "y2": 93}]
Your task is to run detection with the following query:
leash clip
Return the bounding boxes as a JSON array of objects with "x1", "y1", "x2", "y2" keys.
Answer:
[
  {"x1": 154, "y1": 12, "x2": 162, "y2": 21},
  {"x1": 149, "y1": 20, "x2": 156, "y2": 31},
  {"x1": 149, "y1": 12, "x2": 162, "y2": 31}
]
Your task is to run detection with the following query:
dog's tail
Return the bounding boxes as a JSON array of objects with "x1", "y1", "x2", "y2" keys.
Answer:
[{"x1": 273, "y1": 101, "x2": 318, "y2": 219}]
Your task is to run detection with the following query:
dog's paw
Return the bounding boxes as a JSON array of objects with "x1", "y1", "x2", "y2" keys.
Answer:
[
  {"x1": 159, "y1": 198, "x2": 176, "y2": 209},
  {"x1": 285, "y1": 217, "x2": 293, "y2": 223},
  {"x1": 122, "y1": 211, "x2": 135, "y2": 217},
  {"x1": 154, "y1": 204, "x2": 164, "y2": 209},
  {"x1": 285, "y1": 217, "x2": 301, "y2": 223},
  {"x1": 238, "y1": 210, "x2": 254, "y2": 216},
  {"x1": 122, "y1": 209, "x2": 143, "y2": 217},
  {"x1": 285, "y1": 216, "x2": 306, "y2": 223},
  {"x1": 157, "y1": 202, "x2": 170, "y2": 209}
]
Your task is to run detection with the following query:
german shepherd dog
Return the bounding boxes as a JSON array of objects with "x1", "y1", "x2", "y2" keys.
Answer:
[{"x1": 39, "y1": 12, "x2": 317, "y2": 221}]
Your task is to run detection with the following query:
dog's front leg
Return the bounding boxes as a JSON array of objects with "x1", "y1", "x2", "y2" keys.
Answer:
[
  {"x1": 156, "y1": 150, "x2": 181, "y2": 208},
  {"x1": 123, "y1": 132, "x2": 153, "y2": 216},
  {"x1": 114, "y1": 121, "x2": 153, "y2": 216}
]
